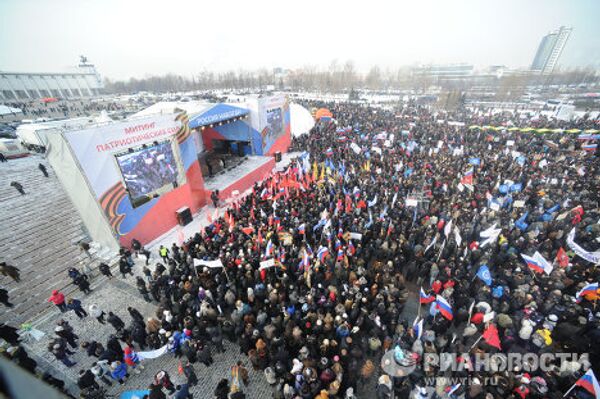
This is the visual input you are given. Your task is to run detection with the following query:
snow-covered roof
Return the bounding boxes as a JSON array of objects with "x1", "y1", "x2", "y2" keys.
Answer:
[{"x1": 130, "y1": 101, "x2": 213, "y2": 118}]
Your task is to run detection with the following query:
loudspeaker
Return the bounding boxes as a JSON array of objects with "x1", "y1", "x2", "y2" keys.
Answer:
[
  {"x1": 274, "y1": 151, "x2": 282, "y2": 162},
  {"x1": 176, "y1": 206, "x2": 192, "y2": 226}
]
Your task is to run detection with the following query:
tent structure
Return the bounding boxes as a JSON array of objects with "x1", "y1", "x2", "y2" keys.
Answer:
[
  {"x1": 315, "y1": 108, "x2": 333, "y2": 120},
  {"x1": 290, "y1": 103, "x2": 315, "y2": 137},
  {"x1": 0, "y1": 105, "x2": 23, "y2": 116}
]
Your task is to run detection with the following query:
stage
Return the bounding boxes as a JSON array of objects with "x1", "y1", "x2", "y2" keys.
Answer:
[
  {"x1": 146, "y1": 152, "x2": 302, "y2": 252},
  {"x1": 203, "y1": 155, "x2": 275, "y2": 201}
]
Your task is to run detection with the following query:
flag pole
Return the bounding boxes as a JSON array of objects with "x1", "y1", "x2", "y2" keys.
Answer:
[
  {"x1": 469, "y1": 334, "x2": 483, "y2": 351},
  {"x1": 417, "y1": 287, "x2": 422, "y2": 319},
  {"x1": 562, "y1": 383, "x2": 576, "y2": 397}
]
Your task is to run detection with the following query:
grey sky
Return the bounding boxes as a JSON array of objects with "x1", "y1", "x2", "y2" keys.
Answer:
[{"x1": 0, "y1": 0, "x2": 598, "y2": 80}]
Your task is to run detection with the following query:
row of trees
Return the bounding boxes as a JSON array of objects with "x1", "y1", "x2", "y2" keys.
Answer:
[{"x1": 103, "y1": 61, "x2": 599, "y2": 96}]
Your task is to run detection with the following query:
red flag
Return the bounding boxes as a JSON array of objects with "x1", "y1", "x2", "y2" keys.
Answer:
[
  {"x1": 556, "y1": 247, "x2": 569, "y2": 267},
  {"x1": 482, "y1": 324, "x2": 502, "y2": 350},
  {"x1": 257, "y1": 229, "x2": 263, "y2": 245},
  {"x1": 242, "y1": 227, "x2": 254, "y2": 236}
]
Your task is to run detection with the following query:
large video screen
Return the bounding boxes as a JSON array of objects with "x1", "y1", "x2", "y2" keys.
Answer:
[
  {"x1": 115, "y1": 141, "x2": 181, "y2": 206},
  {"x1": 266, "y1": 107, "x2": 283, "y2": 139}
]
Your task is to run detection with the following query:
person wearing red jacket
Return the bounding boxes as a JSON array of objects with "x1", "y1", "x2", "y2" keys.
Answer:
[
  {"x1": 123, "y1": 346, "x2": 144, "y2": 374},
  {"x1": 47, "y1": 290, "x2": 67, "y2": 312}
]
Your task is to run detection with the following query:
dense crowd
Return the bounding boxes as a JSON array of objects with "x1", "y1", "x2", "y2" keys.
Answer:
[
  {"x1": 1, "y1": 100, "x2": 600, "y2": 399},
  {"x1": 0, "y1": 98, "x2": 125, "y2": 120}
]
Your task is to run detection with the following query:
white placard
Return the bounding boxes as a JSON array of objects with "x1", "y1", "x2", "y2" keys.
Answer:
[
  {"x1": 350, "y1": 142, "x2": 361, "y2": 154},
  {"x1": 406, "y1": 198, "x2": 419, "y2": 207},
  {"x1": 259, "y1": 258, "x2": 276, "y2": 269},
  {"x1": 506, "y1": 140, "x2": 515, "y2": 146},
  {"x1": 350, "y1": 233, "x2": 363, "y2": 240},
  {"x1": 513, "y1": 200, "x2": 525, "y2": 208},
  {"x1": 193, "y1": 259, "x2": 224, "y2": 268}
]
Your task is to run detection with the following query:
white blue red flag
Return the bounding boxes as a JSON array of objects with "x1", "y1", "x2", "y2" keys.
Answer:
[
  {"x1": 265, "y1": 240, "x2": 274, "y2": 258},
  {"x1": 435, "y1": 295, "x2": 453, "y2": 320},
  {"x1": 419, "y1": 287, "x2": 435, "y2": 304},
  {"x1": 573, "y1": 369, "x2": 600, "y2": 398},
  {"x1": 576, "y1": 282, "x2": 599, "y2": 303},
  {"x1": 317, "y1": 246, "x2": 329, "y2": 263}
]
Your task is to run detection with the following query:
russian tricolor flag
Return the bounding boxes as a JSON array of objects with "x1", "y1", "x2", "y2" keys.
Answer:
[
  {"x1": 325, "y1": 147, "x2": 334, "y2": 157},
  {"x1": 435, "y1": 295, "x2": 453, "y2": 320},
  {"x1": 336, "y1": 248, "x2": 344, "y2": 262},
  {"x1": 265, "y1": 240, "x2": 274, "y2": 257},
  {"x1": 583, "y1": 143, "x2": 598, "y2": 151},
  {"x1": 260, "y1": 188, "x2": 270, "y2": 200},
  {"x1": 576, "y1": 282, "x2": 599, "y2": 303},
  {"x1": 419, "y1": 288, "x2": 435, "y2": 304},
  {"x1": 297, "y1": 223, "x2": 305, "y2": 235},
  {"x1": 574, "y1": 369, "x2": 600, "y2": 398},
  {"x1": 317, "y1": 246, "x2": 329, "y2": 263},
  {"x1": 445, "y1": 383, "x2": 461, "y2": 396},
  {"x1": 521, "y1": 253, "x2": 546, "y2": 274},
  {"x1": 347, "y1": 241, "x2": 356, "y2": 256}
]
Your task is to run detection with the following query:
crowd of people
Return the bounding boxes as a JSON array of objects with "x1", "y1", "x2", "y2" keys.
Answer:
[
  {"x1": 0, "y1": 98, "x2": 126, "y2": 121},
  {"x1": 1, "y1": 100, "x2": 599, "y2": 399}
]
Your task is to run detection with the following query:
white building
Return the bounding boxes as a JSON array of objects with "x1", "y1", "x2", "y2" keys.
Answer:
[
  {"x1": 0, "y1": 57, "x2": 103, "y2": 100},
  {"x1": 530, "y1": 26, "x2": 572, "y2": 74}
]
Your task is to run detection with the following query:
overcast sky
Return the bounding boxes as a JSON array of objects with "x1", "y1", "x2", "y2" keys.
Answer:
[{"x1": 0, "y1": 0, "x2": 598, "y2": 80}]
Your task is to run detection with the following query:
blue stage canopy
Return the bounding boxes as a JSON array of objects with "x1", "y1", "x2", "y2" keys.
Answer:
[{"x1": 188, "y1": 103, "x2": 249, "y2": 129}]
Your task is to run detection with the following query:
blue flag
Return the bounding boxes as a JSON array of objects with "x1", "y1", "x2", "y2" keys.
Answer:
[
  {"x1": 476, "y1": 265, "x2": 492, "y2": 286},
  {"x1": 509, "y1": 183, "x2": 522, "y2": 192},
  {"x1": 469, "y1": 158, "x2": 481, "y2": 166},
  {"x1": 515, "y1": 212, "x2": 528, "y2": 231}
]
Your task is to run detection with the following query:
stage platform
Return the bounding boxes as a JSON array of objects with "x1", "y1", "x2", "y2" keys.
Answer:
[
  {"x1": 203, "y1": 155, "x2": 275, "y2": 200},
  {"x1": 147, "y1": 152, "x2": 302, "y2": 252}
]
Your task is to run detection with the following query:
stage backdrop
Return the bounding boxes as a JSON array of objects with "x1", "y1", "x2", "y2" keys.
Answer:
[
  {"x1": 200, "y1": 97, "x2": 291, "y2": 156},
  {"x1": 257, "y1": 94, "x2": 291, "y2": 155},
  {"x1": 61, "y1": 113, "x2": 206, "y2": 247}
]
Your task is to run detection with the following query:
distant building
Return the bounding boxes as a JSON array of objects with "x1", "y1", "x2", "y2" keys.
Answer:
[
  {"x1": 413, "y1": 64, "x2": 474, "y2": 81},
  {"x1": 0, "y1": 56, "x2": 103, "y2": 101},
  {"x1": 530, "y1": 26, "x2": 572, "y2": 74}
]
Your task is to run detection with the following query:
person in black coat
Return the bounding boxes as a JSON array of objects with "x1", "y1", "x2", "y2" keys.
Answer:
[
  {"x1": 183, "y1": 362, "x2": 198, "y2": 386},
  {"x1": 99, "y1": 263, "x2": 113, "y2": 279},
  {"x1": 74, "y1": 274, "x2": 91, "y2": 295},
  {"x1": 106, "y1": 335, "x2": 124, "y2": 360},
  {"x1": 128, "y1": 307, "x2": 145, "y2": 324},
  {"x1": 0, "y1": 288, "x2": 14, "y2": 307},
  {"x1": 0, "y1": 324, "x2": 20, "y2": 345},
  {"x1": 107, "y1": 312, "x2": 125, "y2": 331},
  {"x1": 214, "y1": 378, "x2": 229, "y2": 399},
  {"x1": 77, "y1": 369, "x2": 99, "y2": 391}
]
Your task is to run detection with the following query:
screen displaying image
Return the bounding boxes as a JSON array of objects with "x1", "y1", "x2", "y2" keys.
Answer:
[
  {"x1": 115, "y1": 141, "x2": 181, "y2": 205},
  {"x1": 266, "y1": 107, "x2": 283, "y2": 139}
]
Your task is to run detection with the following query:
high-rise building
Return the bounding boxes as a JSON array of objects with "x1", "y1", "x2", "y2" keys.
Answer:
[{"x1": 530, "y1": 26, "x2": 572, "y2": 74}]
